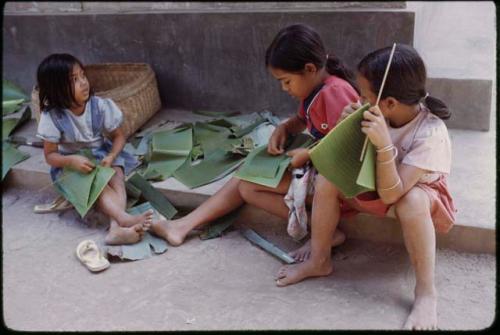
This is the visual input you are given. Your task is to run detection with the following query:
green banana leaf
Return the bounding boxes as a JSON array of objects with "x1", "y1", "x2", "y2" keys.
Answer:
[
  {"x1": 126, "y1": 172, "x2": 178, "y2": 219},
  {"x1": 193, "y1": 109, "x2": 240, "y2": 117},
  {"x1": 193, "y1": 121, "x2": 232, "y2": 157},
  {"x1": 199, "y1": 210, "x2": 239, "y2": 240},
  {"x1": 3, "y1": 106, "x2": 32, "y2": 139},
  {"x1": 143, "y1": 126, "x2": 192, "y2": 179},
  {"x1": 173, "y1": 148, "x2": 244, "y2": 189},
  {"x1": 3, "y1": 80, "x2": 28, "y2": 102},
  {"x1": 3, "y1": 99, "x2": 25, "y2": 116},
  {"x1": 309, "y1": 103, "x2": 376, "y2": 198},
  {"x1": 235, "y1": 133, "x2": 314, "y2": 188},
  {"x1": 53, "y1": 158, "x2": 116, "y2": 218},
  {"x1": 240, "y1": 228, "x2": 295, "y2": 264},
  {"x1": 2, "y1": 142, "x2": 30, "y2": 180}
]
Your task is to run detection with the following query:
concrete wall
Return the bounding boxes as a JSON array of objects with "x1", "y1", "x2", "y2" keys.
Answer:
[
  {"x1": 2, "y1": 10, "x2": 414, "y2": 117},
  {"x1": 3, "y1": 1, "x2": 495, "y2": 130}
]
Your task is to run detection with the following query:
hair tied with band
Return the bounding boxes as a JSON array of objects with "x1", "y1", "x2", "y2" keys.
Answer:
[{"x1": 421, "y1": 92, "x2": 429, "y2": 102}]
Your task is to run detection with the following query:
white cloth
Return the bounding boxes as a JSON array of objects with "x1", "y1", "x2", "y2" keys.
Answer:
[{"x1": 284, "y1": 164, "x2": 317, "y2": 241}]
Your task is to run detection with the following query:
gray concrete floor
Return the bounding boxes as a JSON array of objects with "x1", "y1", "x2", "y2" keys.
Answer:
[{"x1": 2, "y1": 187, "x2": 495, "y2": 331}]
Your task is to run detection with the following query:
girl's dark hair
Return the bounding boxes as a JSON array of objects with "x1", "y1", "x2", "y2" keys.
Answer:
[
  {"x1": 37, "y1": 53, "x2": 89, "y2": 111},
  {"x1": 357, "y1": 44, "x2": 450, "y2": 120},
  {"x1": 265, "y1": 23, "x2": 358, "y2": 92}
]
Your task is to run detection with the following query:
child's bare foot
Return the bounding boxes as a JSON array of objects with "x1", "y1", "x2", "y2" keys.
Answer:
[
  {"x1": 105, "y1": 223, "x2": 146, "y2": 245},
  {"x1": 119, "y1": 209, "x2": 154, "y2": 228},
  {"x1": 403, "y1": 289, "x2": 438, "y2": 330},
  {"x1": 289, "y1": 229, "x2": 346, "y2": 262},
  {"x1": 150, "y1": 218, "x2": 189, "y2": 246},
  {"x1": 275, "y1": 257, "x2": 333, "y2": 287}
]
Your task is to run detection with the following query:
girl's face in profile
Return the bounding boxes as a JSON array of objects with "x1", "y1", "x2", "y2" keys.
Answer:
[
  {"x1": 356, "y1": 73, "x2": 391, "y2": 118},
  {"x1": 269, "y1": 66, "x2": 318, "y2": 100},
  {"x1": 70, "y1": 63, "x2": 90, "y2": 106}
]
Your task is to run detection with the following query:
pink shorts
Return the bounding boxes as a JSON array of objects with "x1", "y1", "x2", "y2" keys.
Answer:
[{"x1": 340, "y1": 175, "x2": 457, "y2": 234}]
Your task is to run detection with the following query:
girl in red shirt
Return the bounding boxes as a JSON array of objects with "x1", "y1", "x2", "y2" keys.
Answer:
[{"x1": 151, "y1": 24, "x2": 359, "y2": 255}]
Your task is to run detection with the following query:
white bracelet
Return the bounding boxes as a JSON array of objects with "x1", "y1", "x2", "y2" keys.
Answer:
[
  {"x1": 376, "y1": 144, "x2": 394, "y2": 153},
  {"x1": 378, "y1": 178, "x2": 402, "y2": 191},
  {"x1": 377, "y1": 147, "x2": 398, "y2": 165}
]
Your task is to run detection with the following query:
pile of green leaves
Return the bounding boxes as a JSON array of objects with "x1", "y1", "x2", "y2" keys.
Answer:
[{"x1": 129, "y1": 110, "x2": 279, "y2": 189}]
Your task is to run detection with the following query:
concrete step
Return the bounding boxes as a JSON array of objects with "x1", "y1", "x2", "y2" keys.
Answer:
[{"x1": 6, "y1": 108, "x2": 495, "y2": 254}]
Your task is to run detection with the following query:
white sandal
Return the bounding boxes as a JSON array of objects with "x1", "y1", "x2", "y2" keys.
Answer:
[
  {"x1": 76, "y1": 240, "x2": 110, "y2": 272},
  {"x1": 34, "y1": 195, "x2": 73, "y2": 214}
]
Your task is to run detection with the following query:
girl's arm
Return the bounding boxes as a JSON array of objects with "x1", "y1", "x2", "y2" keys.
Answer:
[
  {"x1": 43, "y1": 141, "x2": 95, "y2": 173},
  {"x1": 361, "y1": 105, "x2": 426, "y2": 204},
  {"x1": 268, "y1": 115, "x2": 307, "y2": 155},
  {"x1": 375, "y1": 151, "x2": 426, "y2": 204},
  {"x1": 101, "y1": 126, "x2": 126, "y2": 167}
]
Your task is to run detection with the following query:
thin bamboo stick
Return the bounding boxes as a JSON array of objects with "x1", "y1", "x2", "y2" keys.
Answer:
[{"x1": 359, "y1": 43, "x2": 397, "y2": 162}]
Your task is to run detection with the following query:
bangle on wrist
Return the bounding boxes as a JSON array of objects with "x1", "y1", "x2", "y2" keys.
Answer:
[
  {"x1": 378, "y1": 178, "x2": 402, "y2": 192},
  {"x1": 377, "y1": 147, "x2": 398, "y2": 164},
  {"x1": 376, "y1": 144, "x2": 394, "y2": 153}
]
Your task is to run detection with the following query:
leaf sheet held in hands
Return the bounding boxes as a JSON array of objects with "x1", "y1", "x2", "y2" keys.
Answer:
[
  {"x1": 53, "y1": 155, "x2": 116, "y2": 218},
  {"x1": 235, "y1": 133, "x2": 314, "y2": 188},
  {"x1": 309, "y1": 103, "x2": 376, "y2": 198}
]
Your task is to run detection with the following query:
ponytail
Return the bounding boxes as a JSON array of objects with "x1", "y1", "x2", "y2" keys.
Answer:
[
  {"x1": 325, "y1": 53, "x2": 358, "y2": 93},
  {"x1": 358, "y1": 44, "x2": 452, "y2": 120},
  {"x1": 423, "y1": 95, "x2": 451, "y2": 120}
]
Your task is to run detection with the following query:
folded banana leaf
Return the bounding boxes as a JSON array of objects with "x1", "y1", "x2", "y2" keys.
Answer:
[
  {"x1": 126, "y1": 172, "x2": 177, "y2": 219},
  {"x1": 235, "y1": 133, "x2": 314, "y2": 188},
  {"x1": 309, "y1": 103, "x2": 376, "y2": 198},
  {"x1": 53, "y1": 154, "x2": 116, "y2": 218},
  {"x1": 3, "y1": 106, "x2": 32, "y2": 139},
  {"x1": 2, "y1": 142, "x2": 30, "y2": 180}
]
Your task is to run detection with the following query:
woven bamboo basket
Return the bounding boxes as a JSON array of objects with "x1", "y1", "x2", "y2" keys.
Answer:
[{"x1": 32, "y1": 63, "x2": 162, "y2": 138}]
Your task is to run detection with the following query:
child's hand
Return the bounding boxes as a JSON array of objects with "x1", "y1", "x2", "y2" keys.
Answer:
[
  {"x1": 69, "y1": 155, "x2": 95, "y2": 174},
  {"x1": 361, "y1": 105, "x2": 392, "y2": 149},
  {"x1": 268, "y1": 124, "x2": 288, "y2": 155},
  {"x1": 339, "y1": 101, "x2": 362, "y2": 123},
  {"x1": 287, "y1": 148, "x2": 310, "y2": 168},
  {"x1": 101, "y1": 154, "x2": 116, "y2": 168}
]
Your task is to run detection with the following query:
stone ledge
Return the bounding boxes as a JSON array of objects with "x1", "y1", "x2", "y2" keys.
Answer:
[{"x1": 4, "y1": 2, "x2": 406, "y2": 15}]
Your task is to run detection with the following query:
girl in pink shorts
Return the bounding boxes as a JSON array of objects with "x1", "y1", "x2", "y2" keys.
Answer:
[{"x1": 276, "y1": 44, "x2": 456, "y2": 331}]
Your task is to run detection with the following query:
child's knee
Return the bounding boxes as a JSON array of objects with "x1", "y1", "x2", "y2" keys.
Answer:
[
  {"x1": 394, "y1": 187, "x2": 430, "y2": 220},
  {"x1": 238, "y1": 180, "x2": 257, "y2": 201},
  {"x1": 314, "y1": 175, "x2": 340, "y2": 197}
]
